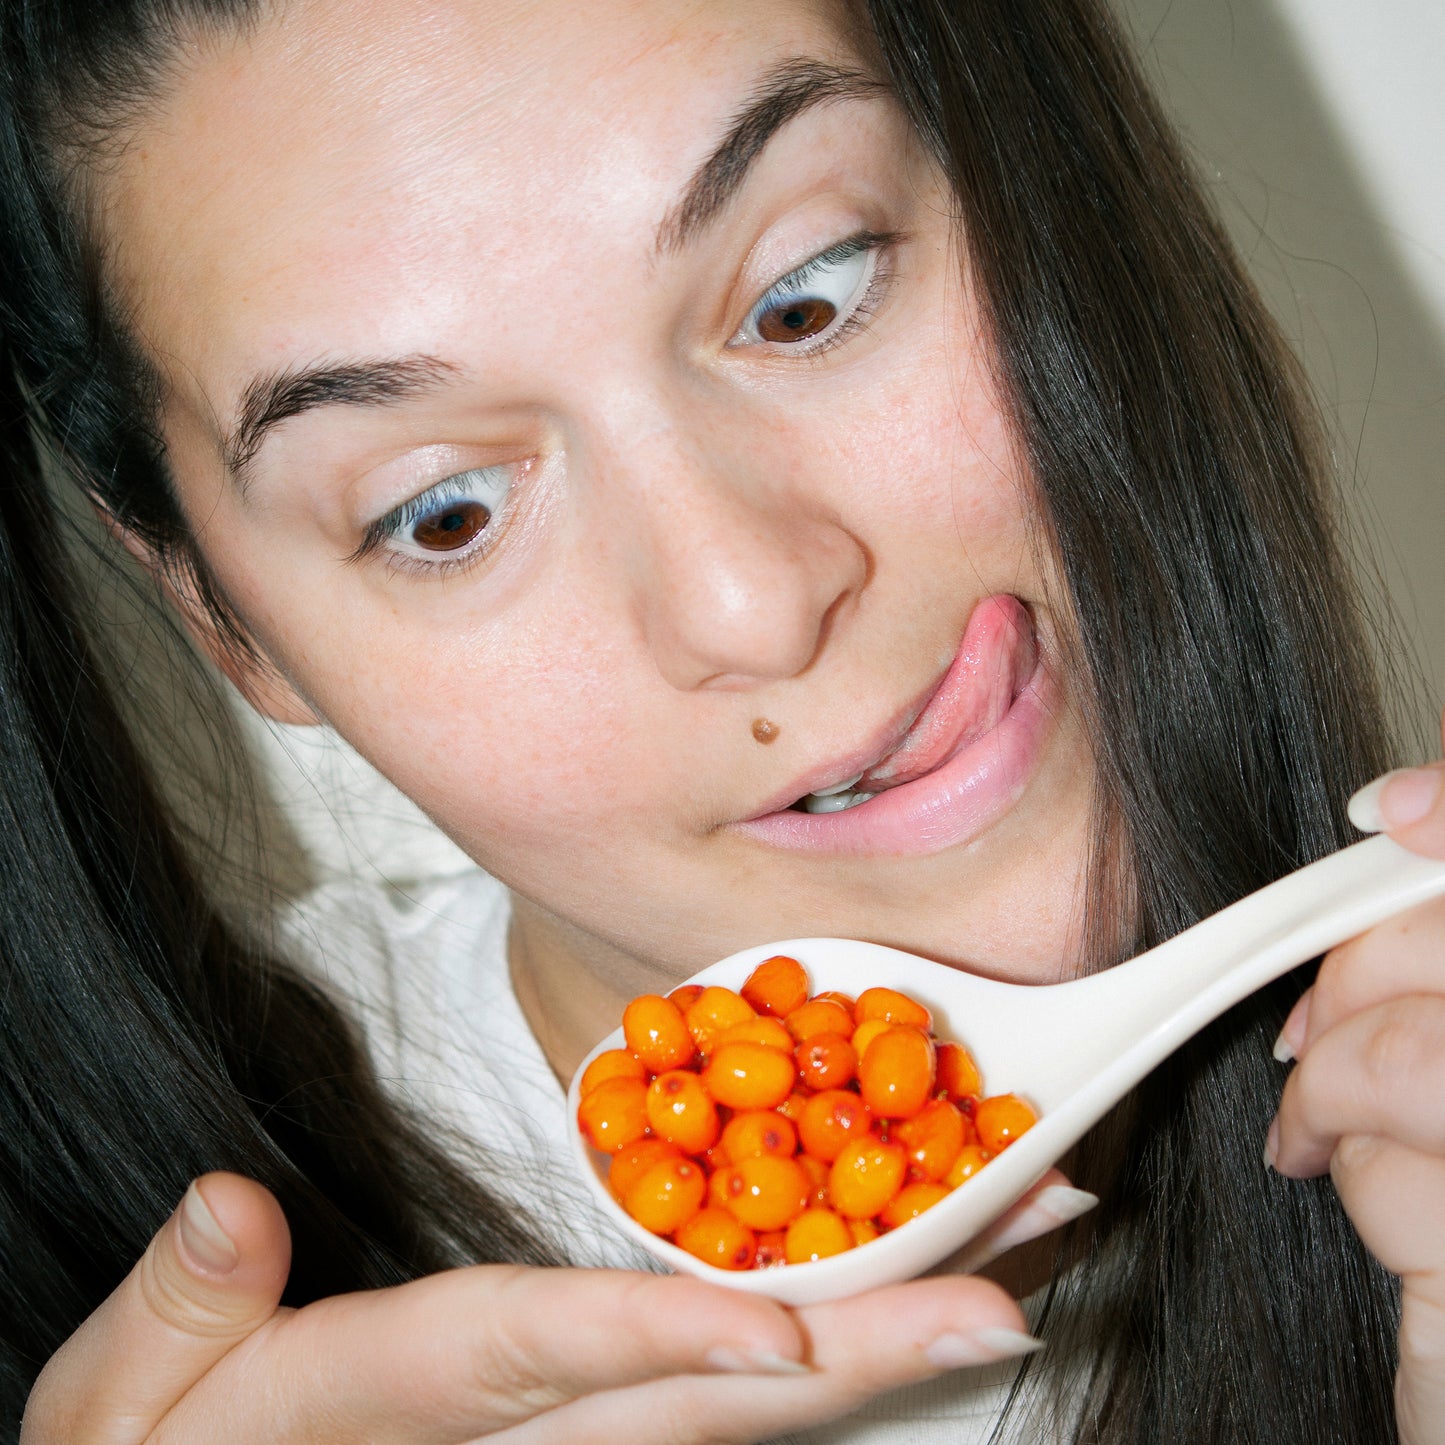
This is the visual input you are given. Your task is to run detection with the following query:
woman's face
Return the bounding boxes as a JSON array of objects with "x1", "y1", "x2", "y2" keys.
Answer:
[{"x1": 108, "y1": 0, "x2": 1096, "y2": 1000}]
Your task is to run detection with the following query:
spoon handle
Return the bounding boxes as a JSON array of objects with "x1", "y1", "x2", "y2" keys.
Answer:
[{"x1": 1061, "y1": 834, "x2": 1445, "y2": 1078}]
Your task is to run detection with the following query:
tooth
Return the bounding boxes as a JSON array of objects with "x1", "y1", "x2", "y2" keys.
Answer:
[
  {"x1": 810, "y1": 772, "x2": 865, "y2": 798},
  {"x1": 801, "y1": 789, "x2": 876, "y2": 814}
]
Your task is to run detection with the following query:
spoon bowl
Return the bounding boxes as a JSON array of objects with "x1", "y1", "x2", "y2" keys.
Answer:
[{"x1": 568, "y1": 834, "x2": 1445, "y2": 1305}]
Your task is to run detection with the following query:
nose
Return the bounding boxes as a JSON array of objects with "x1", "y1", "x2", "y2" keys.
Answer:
[{"x1": 606, "y1": 417, "x2": 868, "y2": 691}]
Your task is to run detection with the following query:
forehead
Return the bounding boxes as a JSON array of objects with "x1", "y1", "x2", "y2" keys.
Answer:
[{"x1": 106, "y1": 0, "x2": 857, "y2": 391}]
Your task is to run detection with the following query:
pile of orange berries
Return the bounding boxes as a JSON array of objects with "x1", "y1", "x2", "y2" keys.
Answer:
[{"x1": 576, "y1": 954, "x2": 1037, "y2": 1270}]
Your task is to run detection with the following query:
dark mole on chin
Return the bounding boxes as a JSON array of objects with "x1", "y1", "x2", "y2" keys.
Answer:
[{"x1": 751, "y1": 717, "x2": 780, "y2": 744}]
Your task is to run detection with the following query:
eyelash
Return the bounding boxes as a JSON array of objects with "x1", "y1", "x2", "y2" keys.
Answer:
[
  {"x1": 348, "y1": 466, "x2": 516, "y2": 578},
  {"x1": 737, "y1": 229, "x2": 901, "y2": 358}
]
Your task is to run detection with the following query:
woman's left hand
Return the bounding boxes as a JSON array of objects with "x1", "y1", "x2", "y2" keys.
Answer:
[{"x1": 1271, "y1": 718, "x2": 1445, "y2": 1445}]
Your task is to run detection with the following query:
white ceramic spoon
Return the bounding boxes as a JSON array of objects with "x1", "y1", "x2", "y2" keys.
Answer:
[{"x1": 567, "y1": 832, "x2": 1445, "y2": 1306}]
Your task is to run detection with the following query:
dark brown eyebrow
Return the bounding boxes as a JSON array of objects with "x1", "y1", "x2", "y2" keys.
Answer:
[
  {"x1": 223, "y1": 356, "x2": 461, "y2": 491},
  {"x1": 654, "y1": 58, "x2": 889, "y2": 256},
  {"x1": 222, "y1": 61, "x2": 884, "y2": 488}
]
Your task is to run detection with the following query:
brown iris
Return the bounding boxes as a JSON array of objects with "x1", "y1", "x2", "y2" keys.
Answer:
[
  {"x1": 757, "y1": 296, "x2": 837, "y2": 343},
  {"x1": 412, "y1": 500, "x2": 491, "y2": 551}
]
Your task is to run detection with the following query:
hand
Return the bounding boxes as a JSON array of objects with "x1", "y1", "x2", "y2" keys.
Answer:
[
  {"x1": 22, "y1": 1169, "x2": 1075, "y2": 1444},
  {"x1": 1269, "y1": 726, "x2": 1445, "y2": 1445}
]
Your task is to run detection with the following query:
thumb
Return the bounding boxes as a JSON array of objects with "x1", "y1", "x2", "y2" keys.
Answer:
[{"x1": 23, "y1": 1172, "x2": 291, "y2": 1445}]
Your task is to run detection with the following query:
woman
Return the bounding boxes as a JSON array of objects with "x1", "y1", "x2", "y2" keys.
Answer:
[{"x1": 2, "y1": 0, "x2": 1442, "y2": 1439}]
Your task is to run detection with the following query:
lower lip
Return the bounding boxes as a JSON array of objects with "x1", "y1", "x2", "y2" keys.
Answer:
[{"x1": 732, "y1": 611, "x2": 1053, "y2": 858}]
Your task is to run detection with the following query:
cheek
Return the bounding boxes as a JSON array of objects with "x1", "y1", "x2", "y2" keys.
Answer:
[
  {"x1": 288, "y1": 597, "x2": 654, "y2": 853},
  {"x1": 823, "y1": 349, "x2": 1028, "y2": 557}
]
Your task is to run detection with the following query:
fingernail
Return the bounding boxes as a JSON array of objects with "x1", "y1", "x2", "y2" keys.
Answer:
[
  {"x1": 1273, "y1": 990, "x2": 1310, "y2": 1065},
  {"x1": 954, "y1": 1185, "x2": 1099, "y2": 1272},
  {"x1": 705, "y1": 1347, "x2": 812, "y2": 1376},
  {"x1": 1347, "y1": 773, "x2": 1393, "y2": 832},
  {"x1": 178, "y1": 1180, "x2": 239, "y2": 1275},
  {"x1": 1348, "y1": 769, "x2": 1441, "y2": 832},
  {"x1": 1028, "y1": 1184, "x2": 1100, "y2": 1223},
  {"x1": 925, "y1": 1327, "x2": 1044, "y2": 1369},
  {"x1": 1263, "y1": 1117, "x2": 1280, "y2": 1172}
]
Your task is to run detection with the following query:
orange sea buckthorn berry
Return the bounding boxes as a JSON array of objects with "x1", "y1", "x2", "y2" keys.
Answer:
[
  {"x1": 721, "y1": 1155, "x2": 811, "y2": 1231},
  {"x1": 828, "y1": 1137, "x2": 907, "y2": 1220},
  {"x1": 577, "y1": 1076, "x2": 649, "y2": 1154},
  {"x1": 848, "y1": 1217, "x2": 879, "y2": 1247},
  {"x1": 975, "y1": 1093, "x2": 1038, "y2": 1153},
  {"x1": 936, "y1": 1040, "x2": 983, "y2": 1101},
  {"x1": 813, "y1": 990, "x2": 857, "y2": 1013},
  {"x1": 707, "y1": 1164, "x2": 732, "y2": 1209},
  {"x1": 849, "y1": 1017, "x2": 890, "y2": 1061},
  {"x1": 607, "y1": 1138, "x2": 684, "y2": 1201},
  {"x1": 675, "y1": 1207, "x2": 757, "y2": 1271},
  {"x1": 623, "y1": 994, "x2": 695, "y2": 1072},
  {"x1": 784, "y1": 998, "x2": 854, "y2": 1043},
  {"x1": 740, "y1": 955, "x2": 809, "y2": 1018},
  {"x1": 853, "y1": 986, "x2": 932, "y2": 1032},
  {"x1": 668, "y1": 983, "x2": 705, "y2": 1013},
  {"x1": 718, "y1": 1015, "x2": 795, "y2": 1052},
  {"x1": 754, "y1": 1230, "x2": 789, "y2": 1268},
  {"x1": 623, "y1": 1155, "x2": 706, "y2": 1236},
  {"x1": 578, "y1": 1048, "x2": 645, "y2": 1099},
  {"x1": 797, "y1": 1089, "x2": 875, "y2": 1163},
  {"x1": 683, "y1": 986, "x2": 756, "y2": 1054},
  {"x1": 784, "y1": 1207, "x2": 854, "y2": 1263},
  {"x1": 776, "y1": 1090, "x2": 810, "y2": 1123},
  {"x1": 797, "y1": 1151, "x2": 830, "y2": 1208},
  {"x1": 646, "y1": 1070, "x2": 720, "y2": 1154},
  {"x1": 703, "y1": 1042, "x2": 795, "y2": 1110},
  {"x1": 894, "y1": 1098, "x2": 968, "y2": 1182},
  {"x1": 944, "y1": 1144, "x2": 993, "y2": 1188},
  {"x1": 794, "y1": 1031, "x2": 858, "y2": 1092},
  {"x1": 720, "y1": 1109, "x2": 798, "y2": 1164},
  {"x1": 879, "y1": 1180, "x2": 950, "y2": 1231},
  {"x1": 858, "y1": 1026, "x2": 936, "y2": 1120}
]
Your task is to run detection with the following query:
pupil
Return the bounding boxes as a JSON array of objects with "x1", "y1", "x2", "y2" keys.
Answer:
[
  {"x1": 413, "y1": 499, "x2": 490, "y2": 551},
  {"x1": 758, "y1": 296, "x2": 837, "y2": 344}
]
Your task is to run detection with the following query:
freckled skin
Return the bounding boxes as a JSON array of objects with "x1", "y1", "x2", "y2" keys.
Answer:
[{"x1": 104, "y1": 0, "x2": 1097, "y2": 1081}]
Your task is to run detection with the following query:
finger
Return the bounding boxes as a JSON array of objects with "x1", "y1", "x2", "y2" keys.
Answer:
[
  {"x1": 22, "y1": 1173, "x2": 291, "y2": 1445},
  {"x1": 948, "y1": 1168, "x2": 1097, "y2": 1274},
  {"x1": 1269, "y1": 996, "x2": 1445, "y2": 1177},
  {"x1": 1349, "y1": 763, "x2": 1445, "y2": 857},
  {"x1": 491, "y1": 1274, "x2": 1036, "y2": 1445},
  {"x1": 1329, "y1": 1137, "x2": 1445, "y2": 1444},
  {"x1": 1274, "y1": 897, "x2": 1445, "y2": 1060},
  {"x1": 180, "y1": 1266, "x2": 810, "y2": 1442}
]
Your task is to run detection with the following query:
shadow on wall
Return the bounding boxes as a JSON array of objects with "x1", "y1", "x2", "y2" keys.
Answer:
[{"x1": 1114, "y1": 0, "x2": 1445, "y2": 749}]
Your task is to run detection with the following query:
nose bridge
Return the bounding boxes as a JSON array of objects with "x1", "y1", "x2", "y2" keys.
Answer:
[{"x1": 598, "y1": 395, "x2": 865, "y2": 691}]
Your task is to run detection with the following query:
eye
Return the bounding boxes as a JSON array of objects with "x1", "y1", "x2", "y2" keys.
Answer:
[
  {"x1": 735, "y1": 235, "x2": 886, "y2": 350},
  {"x1": 369, "y1": 466, "x2": 512, "y2": 567}
]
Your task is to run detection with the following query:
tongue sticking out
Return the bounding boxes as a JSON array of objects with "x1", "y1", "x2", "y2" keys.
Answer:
[{"x1": 858, "y1": 594, "x2": 1037, "y2": 794}]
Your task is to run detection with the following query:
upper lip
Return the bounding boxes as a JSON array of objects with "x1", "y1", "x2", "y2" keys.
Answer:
[{"x1": 740, "y1": 667, "x2": 948, "y2": 821}]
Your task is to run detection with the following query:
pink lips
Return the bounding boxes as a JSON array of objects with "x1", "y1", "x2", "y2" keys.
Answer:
[{"x1": 733, "y1": 594, "x2": 1050, "y2": 857}]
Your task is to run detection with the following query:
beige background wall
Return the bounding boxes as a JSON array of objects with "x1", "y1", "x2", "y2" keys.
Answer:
[{"x1": 1115, "y1": 0, "x2": 1445, "y2": 747}]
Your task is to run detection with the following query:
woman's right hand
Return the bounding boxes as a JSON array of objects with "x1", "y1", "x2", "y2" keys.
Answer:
[{"x1": 21, "y1": 1171, "x2": 1060, "y2": 1444}]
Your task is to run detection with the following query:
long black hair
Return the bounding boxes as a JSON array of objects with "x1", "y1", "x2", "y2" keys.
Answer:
[
  {"x1": 0, "y1": 1, "x2": 559, "y2": 1426},
  {"x1": 863, "y1": 2, "x2": 1399, "y2": 1439},
  {"x1": 0, "y1": 0, "x2": 1401, "y2": 1439}
]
